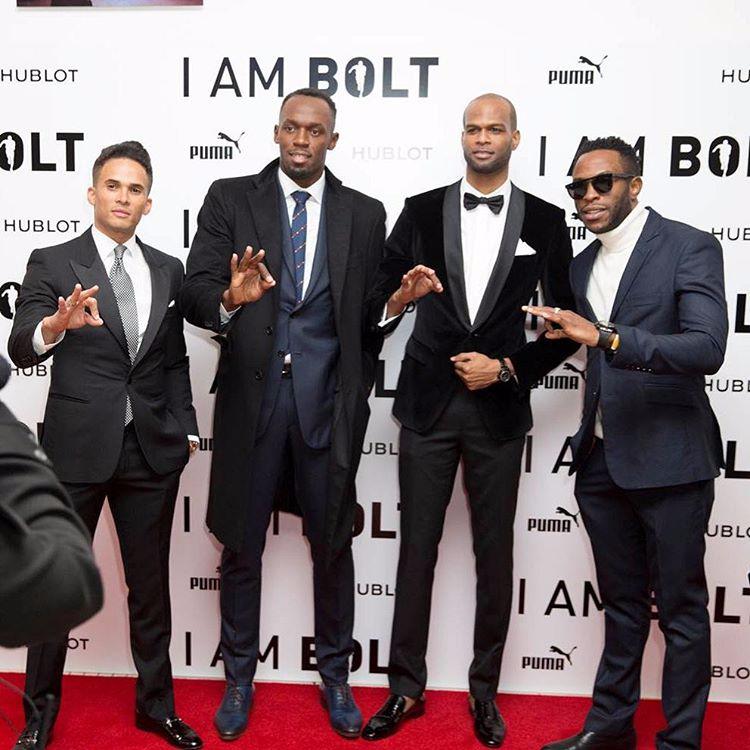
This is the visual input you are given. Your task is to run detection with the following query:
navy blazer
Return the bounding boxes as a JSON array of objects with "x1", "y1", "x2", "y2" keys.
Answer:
[{"x1": 569, "y1": 208, "x2": 727, "y2": 489}]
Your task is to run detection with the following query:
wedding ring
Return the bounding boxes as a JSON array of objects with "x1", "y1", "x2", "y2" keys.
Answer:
[{"x1": 553, "y1": 307, "x2": 561, "y2": 314}]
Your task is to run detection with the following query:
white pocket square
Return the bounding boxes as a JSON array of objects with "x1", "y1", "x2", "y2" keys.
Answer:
[
  {"x1": 167, "y1": 299, "x2": 176, "y2": 308},
  {"x1": 514, "y1": 241, "x2": 537, "y2": 256}
]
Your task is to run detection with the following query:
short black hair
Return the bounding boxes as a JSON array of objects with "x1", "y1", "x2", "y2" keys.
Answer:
[
  {"x1": 92, "y1": 141, "x2": 153, "y2": 190},
  {"x1": 573, "y1": 136, "x2": 641, "y2": 175},
  {"x1": 280, "y1": 87, "x2": 337, "y2": 127}
]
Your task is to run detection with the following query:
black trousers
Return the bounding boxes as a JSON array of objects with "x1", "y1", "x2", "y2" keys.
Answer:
[
  {"x1": 24, "y1": 423, "x2": 181, "y2": 723},
  {"x1": 577, "y1": 440, "x2": 713, "y2": 750},
  {"x1": 219, "y1": 376, "x2": 354, "y2": 687},
  {"x1": 388, "y1": 387, "x2": 524, "y2": 700}
]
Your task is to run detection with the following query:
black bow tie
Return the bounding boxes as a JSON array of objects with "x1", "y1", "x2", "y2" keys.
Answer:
[{"x1": 463, "y1": 192, "x2": 504, "y2": 215}]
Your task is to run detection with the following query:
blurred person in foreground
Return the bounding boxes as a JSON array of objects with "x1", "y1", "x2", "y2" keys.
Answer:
[{"x1": 8, "y1": 142, "x2": 201, "y2": 750}]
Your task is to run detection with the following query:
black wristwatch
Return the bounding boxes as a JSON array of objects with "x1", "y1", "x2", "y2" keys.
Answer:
[
  {"x1": 594, "y1": 321, "x2": 618, "y2": 350},
  {"x1": 497, "y1": 359, "x2": 513, "y2": 383}
]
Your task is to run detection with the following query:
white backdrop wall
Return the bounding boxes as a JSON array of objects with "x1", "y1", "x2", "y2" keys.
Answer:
[{"x1": 1, "y1": 0, "x2": 749, "y2": 704}]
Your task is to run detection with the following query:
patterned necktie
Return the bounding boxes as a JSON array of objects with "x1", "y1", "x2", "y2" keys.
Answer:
[
  {"x1": 109, "y1": 244, "x2": 139, "y2": 424},
  {"x1": 290, "y1": 190, "x2": 311, "y2": 304}
]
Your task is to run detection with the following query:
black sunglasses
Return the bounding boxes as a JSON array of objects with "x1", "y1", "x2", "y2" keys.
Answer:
[{"x1": 565, "y1": 172, "x2": 636, "y2": 200}]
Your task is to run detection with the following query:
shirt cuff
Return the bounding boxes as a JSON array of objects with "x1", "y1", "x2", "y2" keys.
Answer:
[
  {"x1": 32, "y1": 320, "x2": 65, "y2": 355},
  {"x1": 378, "y1": 303, "x2": 404, "y2": 328},
  {"x1": 188, "y1": 435, "x2": 199, "y2": 444},
  {"x1": 219, "y1": 302, "x2": 239, "y2": 326}
]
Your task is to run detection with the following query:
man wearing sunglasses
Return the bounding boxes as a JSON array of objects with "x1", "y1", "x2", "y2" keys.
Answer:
[{"x1": 525, "y1": 136, "x2": 727, "y2": 750}]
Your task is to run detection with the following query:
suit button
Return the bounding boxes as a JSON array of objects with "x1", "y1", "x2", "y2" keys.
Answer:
[
  {"x1": 265, "y1": 326, "x2": 274, "y2": 335},
  {"x1": 254, "y1": 369, "x2": 264, "y2": 380},
  {"x1": 471, "y1": 333, "x2": 479, "y2": 339}
]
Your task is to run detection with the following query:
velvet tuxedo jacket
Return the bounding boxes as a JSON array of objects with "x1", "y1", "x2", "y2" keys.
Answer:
[{"x1": 368, "y1": 181, "x2": 578, "y2": 439}]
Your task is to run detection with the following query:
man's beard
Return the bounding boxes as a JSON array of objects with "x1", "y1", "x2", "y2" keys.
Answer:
[{"x1": 464, "y1": 148, "x2": 511, "y2": 176}]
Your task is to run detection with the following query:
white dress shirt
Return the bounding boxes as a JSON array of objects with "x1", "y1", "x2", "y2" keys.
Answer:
[
  {"x1": 586, "y1": 202, "x2": 649, "y2": 438},
  {"x1": 460, "y1": 176, "x2": 512, "y2": 324}
]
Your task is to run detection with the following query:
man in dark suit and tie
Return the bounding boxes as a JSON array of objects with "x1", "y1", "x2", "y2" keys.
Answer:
[
  {"x1": 8, "y1": 142, "x2": 202, "y2": 750},
  {"x1": 525, "y1": 137, "x2": 727, "y2": 750},
  {"x1": 180, "y1": 88, "x2": 386, "y2": 741},
  {"x1": 361, "y1": 94, "x2": 578, "y2": 747}
]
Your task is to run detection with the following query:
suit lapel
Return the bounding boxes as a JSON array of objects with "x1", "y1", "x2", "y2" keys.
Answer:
[
  {"x1": 276, "y1": 184, "x2": 295, "y2": 282},
  {"x1": 69, "y1": 228, "x2": 129, "y2": 357},
  {"x1": 472, "y1": 184, "x2": 525, "y2": 330},
  {"x1": 609, "y1": 209, "x2": 660, "y2": 321},
  {"x1": 247, "y1": 173, "x2": 284, "y2": 285},
  {"x1": 575, "y1": 241, "x2": 599, "y2": 321},
  {"x1": 304, "y1": 197, "x2": 328, "y2": 302},
  {"x1": 132, "y1": 242, "x2": 169, "y2": 368},
  {"x1": 442, "y1": 181, "x2": 471, "y2": 330},
  {"x1": 324, "y1": 173, "x2": 352, "y2": 327}
]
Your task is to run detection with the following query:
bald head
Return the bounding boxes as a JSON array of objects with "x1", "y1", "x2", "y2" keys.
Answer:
[
  {"x1": 461, "y1": 93, "x2": 520, "y2": 182},
  {"x1": 463, "y1": 93, "x2": 517, "y2": 131}
]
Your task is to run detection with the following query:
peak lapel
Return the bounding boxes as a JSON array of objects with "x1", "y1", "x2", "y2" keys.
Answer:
[
  {"x1": 132, "y1": 243, "x2": 169, "y2": 368},
  {"x1": 68, "y1": 228, "x2": 129, "y2": 357}
]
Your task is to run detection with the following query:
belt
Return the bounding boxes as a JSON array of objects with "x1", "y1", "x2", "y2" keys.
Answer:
[{"x1": 281, "y1": 361, "x2": 292, "y2": 378}]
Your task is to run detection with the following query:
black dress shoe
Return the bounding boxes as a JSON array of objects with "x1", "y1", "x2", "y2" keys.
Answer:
[
  {"x1": 135, "y1": 713, "x2": 203, "y2": 749},
  {"x1": 470, "y1": 698, "x2": 506, "y2": 747},
  {"x1": 361, "y1": 694, "x2": 425, "y2": 740},
  {"x1": 541, "y1": 729, "x2": 636, "y2": 750},
  {"x1": 12, "y1": 723, "x2": 51, "y2": 750},
  {"x1": 14, "y1": 695, "x2": 57, "y2": 749}
]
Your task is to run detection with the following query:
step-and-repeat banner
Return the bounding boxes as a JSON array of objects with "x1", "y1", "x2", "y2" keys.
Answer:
[{"x1": 1, "y1": 1, "x2": 748, "y2": 703}]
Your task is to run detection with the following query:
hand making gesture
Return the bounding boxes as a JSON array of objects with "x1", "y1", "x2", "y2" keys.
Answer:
[
  {"x1": 386, "y1": 265, "x2": 444, "y2": 318},
  {"x1": 41, "y1": 284, "x2": 103, "y2": 344},
  {"x1": 222, "y1": 246, "x2": 276, "y2": 311}
]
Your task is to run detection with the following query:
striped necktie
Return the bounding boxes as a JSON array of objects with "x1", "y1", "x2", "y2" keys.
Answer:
[{"x1": 290, "y1": 190, "x2": 311, "y2": 304}]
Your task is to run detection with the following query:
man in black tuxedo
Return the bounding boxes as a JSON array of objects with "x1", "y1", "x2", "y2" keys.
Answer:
[
  {"x1": 362, "y1": 94, "x2": 578, "y2": 747},
  {"x1": 180, "y1": 89, "x2": 385, "y2": 741},
  {"x1": 527, "y1": 137, "x2": 726, "y2": 750},
  {"x1": 8, "y1": 142, "x2": 202, "y2": 750}
]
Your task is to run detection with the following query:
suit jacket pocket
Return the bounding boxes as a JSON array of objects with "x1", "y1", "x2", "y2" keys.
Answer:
[
  {"x1": 644, "y1": 383, "x2": 695, "y2": 407},
  {"x1": 404, "y1": 337, "x2": 432, "y2": 365},
  {"x1": 48, "y1": 391, "x2": 90, "y2": 404}
]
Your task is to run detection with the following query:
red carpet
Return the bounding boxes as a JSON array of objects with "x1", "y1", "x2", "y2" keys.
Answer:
[{"x1": 0, "y1": 673, "x2": 746, "y2": 749}]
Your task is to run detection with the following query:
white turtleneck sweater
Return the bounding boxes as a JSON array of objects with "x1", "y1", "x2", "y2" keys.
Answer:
[{"x1": 586, "y1": 202, "x2": 649, "y2": 438}]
